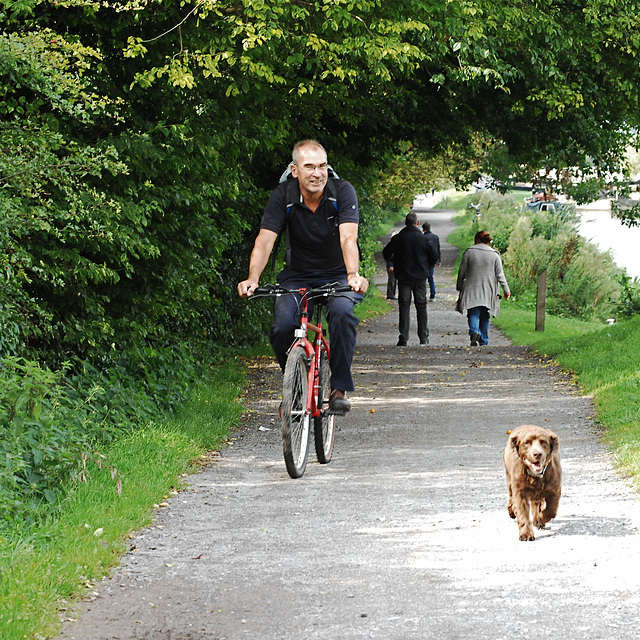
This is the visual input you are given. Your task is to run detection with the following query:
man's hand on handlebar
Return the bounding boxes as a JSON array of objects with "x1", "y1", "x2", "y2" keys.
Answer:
[
  {"x1": 237, "y1": 279, "x2": 259, "y2": 297},
  {"x1": 348, "y1": 274, "x2": 369, "y2": 294}
]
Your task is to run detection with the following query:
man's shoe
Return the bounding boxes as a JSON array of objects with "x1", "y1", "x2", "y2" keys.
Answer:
[
  {"x1": 328, "y1": 389, "x2": 350, "y2": 414},
  {"x1": 420, "y1": 339, "x2": 429, "y2": 345},
  {"x1": 397, "y1": 339, "x2": 407, "y2": 346},
  {"x1": 429, "y1": 295, "x2": 436, "y2": 300},
  {"x1": 470, "y1": 331, "x2": 481, "y2": 346}
]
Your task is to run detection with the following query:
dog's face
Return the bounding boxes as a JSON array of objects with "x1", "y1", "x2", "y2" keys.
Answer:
[{"x1": 510, "y1": 426, "x2": 558, "y2": 478}]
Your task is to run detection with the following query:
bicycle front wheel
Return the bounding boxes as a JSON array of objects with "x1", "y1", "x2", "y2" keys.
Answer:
[
  {"x1": 314, "y1": 348, "x2": 336, "y2": 464},
  {"x1": 281, "y1": 345, "x2": 311, "y2": 478}
]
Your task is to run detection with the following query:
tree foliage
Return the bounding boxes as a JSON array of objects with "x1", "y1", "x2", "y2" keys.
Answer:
[{"x1": 3, "y1": 0, "x2": 640, "y2": 367}]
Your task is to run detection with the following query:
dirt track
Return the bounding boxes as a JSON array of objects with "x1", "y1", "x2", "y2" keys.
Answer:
[{"x1": 58, "y1": 207, "x2": 640, "y2": 640}]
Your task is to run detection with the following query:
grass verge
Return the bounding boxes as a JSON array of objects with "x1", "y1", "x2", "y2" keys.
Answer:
[{"x1": 356, "y1": 283, "x2": 392, "y2": 320}]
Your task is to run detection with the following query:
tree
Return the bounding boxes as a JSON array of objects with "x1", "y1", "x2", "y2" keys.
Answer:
[{"x1": 119, "y1": 0, "x2": 640, "y2": 196}]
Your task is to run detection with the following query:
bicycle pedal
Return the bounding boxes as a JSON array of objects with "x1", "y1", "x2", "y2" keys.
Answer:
[{"x1": 325, "y1": 407, "x2": 349, "y2": 416}]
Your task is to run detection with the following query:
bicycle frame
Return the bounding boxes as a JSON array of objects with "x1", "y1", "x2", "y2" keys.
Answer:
[{"x1": 291, "y1": 287, "x2": 330, "y2": 421}]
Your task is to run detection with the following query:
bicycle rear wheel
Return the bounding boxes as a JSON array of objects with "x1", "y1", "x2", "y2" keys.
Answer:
[
  {"x1": 281, "y1": 345, "x2": 311, "y2": 478},
  {"x1": 314, "y1": 347, "x2": 336, "y2": 464}
]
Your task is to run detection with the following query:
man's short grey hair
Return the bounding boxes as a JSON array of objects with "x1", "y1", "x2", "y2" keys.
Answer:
[
  {"x1": 405, "y1": 211, "x2": 419, "y2": 226},
  {"x1": 292, "y1": 139, "x2": 327, "y2": 165}
]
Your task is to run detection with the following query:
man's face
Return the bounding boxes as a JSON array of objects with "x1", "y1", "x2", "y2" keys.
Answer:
[{"x1": 291, "y1": 145, "x2": 328, "y2": 198}]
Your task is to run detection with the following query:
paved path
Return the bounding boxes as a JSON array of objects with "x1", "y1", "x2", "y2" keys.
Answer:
[{"x1": 58, "y1": 208, "x2": 640, "y2": 640}]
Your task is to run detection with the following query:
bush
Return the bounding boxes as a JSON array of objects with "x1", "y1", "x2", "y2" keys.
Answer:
[
  {"x1": 504, "y1": 222, "x2": 622, "y2": 320},
  {"x1": 617, "y1": 275, "x2": 640, "y2": 318},
  {"x1": 0, "y1": 358, "x2": 89, "y2": 527},
  {"x1": 471, "y1": 189, "x2": 524, "y2": 252},
  {"x1": 547, "y1": 238, "x2": 622, "y2": 319}
]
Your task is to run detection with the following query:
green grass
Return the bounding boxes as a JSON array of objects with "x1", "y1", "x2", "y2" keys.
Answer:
[
  {"x1": 0, "y1": 361, "x2": 245, "y2": 640},
  {"x1": 356, "y1": 283, "x2": 393, "y2": 320},
  {"x1": 495, "y1": 303, "x2": 603, "y2": 346}
]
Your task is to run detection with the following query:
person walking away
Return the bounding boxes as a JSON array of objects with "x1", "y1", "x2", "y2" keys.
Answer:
[
  {"x1": 422, "y1": 221, "x2": 441, "y2": 299},
  {"x1": 237, "y1": 139, "x2": 369, "y2": 413},
  {"x1": 455, "y1": 230, "x2": 510, "y2": 346},
  {"x1": 383, "y1": 211, "x2": 438, "y2": 346}
]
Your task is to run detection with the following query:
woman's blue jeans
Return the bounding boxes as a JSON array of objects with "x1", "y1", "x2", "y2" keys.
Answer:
[{"x1": 467, "y1": 306, "x2": 490, "y2": 345}]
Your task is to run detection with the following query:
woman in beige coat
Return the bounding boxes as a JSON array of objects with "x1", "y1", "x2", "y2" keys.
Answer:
[{"x1": 456, "y1": 231, "x2": 511, "y2": 346}]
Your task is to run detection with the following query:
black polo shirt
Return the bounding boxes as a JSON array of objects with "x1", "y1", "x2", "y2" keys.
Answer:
[{"x1": 260, "y1": 178, "x2": 359, "y2": 276}]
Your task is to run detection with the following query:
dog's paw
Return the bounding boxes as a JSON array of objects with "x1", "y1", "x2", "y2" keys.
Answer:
[
  {"x1": 519, "y1": 528, "x2": 536, "y2": 541},
  {"x1": 534, "y1": 521, "x2": 547, "y2": 530}
]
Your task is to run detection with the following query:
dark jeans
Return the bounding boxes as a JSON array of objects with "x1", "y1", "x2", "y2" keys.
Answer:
[
  {"x1": 268, "y1": 274, "x2": 361, "y2": 392},
  {"x1": 397, "y1": 279, "x2": 428, "y2": 343},
  {"x1": 427, "y1": 265, "x2": 436, "y2": 298}
]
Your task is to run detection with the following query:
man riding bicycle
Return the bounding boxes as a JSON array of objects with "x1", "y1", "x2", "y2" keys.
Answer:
[{"x1": 237, "y1": 139, "x2": 369, "y2": 414}]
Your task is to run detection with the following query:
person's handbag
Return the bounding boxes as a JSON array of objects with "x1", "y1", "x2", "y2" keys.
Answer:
[{"x1": 455, "y1": 292, "x2": 464, "y2": 314}]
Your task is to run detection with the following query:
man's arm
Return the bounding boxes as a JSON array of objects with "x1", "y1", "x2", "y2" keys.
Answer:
[
  {"x1": 237, "y1": 229, "x2": 279, "y2": 297},
  {"x1": 382, "y1": 238, "x2": 395, "y2": 262},
  {"x1": 339, "y1": 222, "x2": 368, "y2": 293},
  {"x1": 424, "y1": 236, "x2": 438, "y2": 266}
]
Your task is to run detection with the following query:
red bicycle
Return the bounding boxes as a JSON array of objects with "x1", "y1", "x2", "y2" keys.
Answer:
[{"x1": 252, "y1": 282, "x2": 353, "y2": 478}]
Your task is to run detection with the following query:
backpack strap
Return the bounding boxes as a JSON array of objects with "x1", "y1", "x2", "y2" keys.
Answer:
[
  {"x1": 326, "y1": 177, "x2": 339, "y2": 220},
  {"x1": 284, "y1": 177, "x2": 299, "y2": 218}
]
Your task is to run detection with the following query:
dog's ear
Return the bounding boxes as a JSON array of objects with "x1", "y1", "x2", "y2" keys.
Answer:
[
  {"x1": 548, "y1": 431, "x2": 559, "y2": 454},
  {"x1": 509, "y1": 431, "x2": 520, "y2": 453}
]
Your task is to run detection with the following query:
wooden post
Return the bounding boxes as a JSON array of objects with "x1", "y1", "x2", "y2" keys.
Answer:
[{"x1": 535, "y1": 269, "x2": 547, "y2": 332}]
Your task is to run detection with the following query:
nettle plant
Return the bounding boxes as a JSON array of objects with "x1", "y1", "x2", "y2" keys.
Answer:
[{"x1": 0, "y1": 358, "x2": 88, "y2": 525}]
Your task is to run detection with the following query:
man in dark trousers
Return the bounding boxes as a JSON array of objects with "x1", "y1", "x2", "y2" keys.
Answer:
[
  {"x1": 383, "y1": 211, "x2": 438, "y2": 346},
  {"x1": 422, "y1": 221, "x2": 441, "y2": 299}
]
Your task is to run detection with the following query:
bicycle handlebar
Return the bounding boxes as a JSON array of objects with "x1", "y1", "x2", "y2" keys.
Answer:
[{"x1": 252, "y1": 283, "x2": 353, "y2": 298}]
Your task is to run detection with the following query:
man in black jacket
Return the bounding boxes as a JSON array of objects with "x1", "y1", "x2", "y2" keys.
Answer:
[{"x1": 383, "y1": 211, "x2": 438, "y2": 346}]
